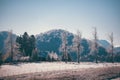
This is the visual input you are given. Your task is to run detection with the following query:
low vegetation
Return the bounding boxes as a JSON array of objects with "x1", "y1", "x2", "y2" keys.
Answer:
[{"x1": 0, "y1": 62, "x2": 120, "y2": 80}]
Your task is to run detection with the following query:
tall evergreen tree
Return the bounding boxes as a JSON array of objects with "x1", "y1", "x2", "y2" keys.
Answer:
[
  {"x1": 16, "y1": 35, "x2": 23, "y2": 54},
  {"x1": 22, "y1": 32, "x2": 29, "y2": 56},
  {"x1": 16, "y1": 32, "x2": 36, "y2": 58},
  {"x1": 29, "y1": 35, "x2": 36, "y2": 57}
]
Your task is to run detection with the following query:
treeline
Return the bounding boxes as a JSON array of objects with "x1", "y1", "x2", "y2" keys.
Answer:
[
  {"x1": 0, "y1": 28, "x2": 120, "y2": 65},
  {"x1": 59, "y1": 28, "x2": 119, "y2": 63},
  {"x1": 0, "y1": 31, "x2": 39, "y2": 65},
  {"x1": 16, "y1": 32, "x2": 38, "y2": 61}
]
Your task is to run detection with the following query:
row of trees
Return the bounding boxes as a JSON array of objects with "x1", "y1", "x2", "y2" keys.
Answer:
[
  {"x1": 0, "y1": 30, "x2": 14, "y2": 65},
  {"x1": 16, "y1": 32, "x2": 39, "y2": 61},
  {"x1": 60, "y1": 29, "x2": 84, "y2": 63},
  {"x1": 0, "y1": 28, "x2": 116, "y2": 65},
  {"x1": 61, "y1": 27, "x2": 115, "y2": 63},
  {"x1": 16, "y1": 32, "x2": 36, "y2": 57},
  {"x1": 0, "y1": 31, "x2": 38, "y2": 65},
  {"x1": 93, "y1": 28, "x2": 114, "y2": 63}
]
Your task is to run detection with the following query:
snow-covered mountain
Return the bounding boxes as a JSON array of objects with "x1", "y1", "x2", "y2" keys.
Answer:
[
  {"x1": 114, "y1": 47, "x2": 120, "y2": 54},
  {"x1": 36, "y1": 29, "x2": 111, "y2": 61},
  {"x1": 98, "y1": 40, "x2": 110, "y2": 49},
  {"x1": 36, "y1": 29, "x2": 74, "y2": 56},
  {"x1": 36, "y1": 29, "x2": 112, "y2": 52},
  {"x1": 0, "y1": 29, "x2": 120, "y2": 61}
]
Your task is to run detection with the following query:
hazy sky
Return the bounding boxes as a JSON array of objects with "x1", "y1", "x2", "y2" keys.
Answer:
[{"x1": 0, "y1": 0, "x2": 120, "y2": 46}]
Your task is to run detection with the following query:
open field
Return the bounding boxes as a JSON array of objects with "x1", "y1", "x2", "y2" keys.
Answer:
[{"x1": 0, "y1": 62, "x2": 120, "y2": 80}]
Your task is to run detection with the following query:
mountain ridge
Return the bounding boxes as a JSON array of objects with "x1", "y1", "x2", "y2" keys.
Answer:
[{"x1": 0, "y1": 29, "x2": 120, "y2": 61}]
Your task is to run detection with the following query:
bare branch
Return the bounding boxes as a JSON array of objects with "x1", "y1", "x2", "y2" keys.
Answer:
[
  {"x1": 93, "y1": 27, "x2": 98, "y2": 63},
  {"x1": 73, "y1": 30, "x2": 82, "y2": 63},
  {"x1": 108, "y1": 32, "x2": 114, "y2": 63}
]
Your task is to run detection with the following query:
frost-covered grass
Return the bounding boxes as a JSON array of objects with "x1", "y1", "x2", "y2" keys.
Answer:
[{"x1": 0, "y1": 62, "x2": 120, "y2": 77}]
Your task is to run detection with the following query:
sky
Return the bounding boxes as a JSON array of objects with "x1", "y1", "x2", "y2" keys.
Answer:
[{"x1": 0, "y1": 0, "x2": 120, "y2": 46}]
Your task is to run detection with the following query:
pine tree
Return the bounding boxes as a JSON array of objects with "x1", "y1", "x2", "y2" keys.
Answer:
[
  {"x1": 22, "y1": 32, "x2": 29, "y2": 56},
  {"x1": 29, "y1": 35, "x2": 36, "y2": 57},
  {"x1": 16, "y1": 32, "x2": 36, "y2": 60},
  {"x1": 16, "y1": 35, "x2": 23, "y2": 54}
]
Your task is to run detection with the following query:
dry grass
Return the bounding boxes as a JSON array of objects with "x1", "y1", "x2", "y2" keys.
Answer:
[
  {"x1": 0, "y1": 62, "x2": 120, "y2": 80},
  {"x1": 1, "y1": 66, "x2": 120, "y2": 80}
]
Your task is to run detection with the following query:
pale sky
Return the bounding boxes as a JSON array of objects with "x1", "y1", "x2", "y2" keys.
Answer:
[{"x1": 0, "y1": 0, "x2": 120, "y2": 46}]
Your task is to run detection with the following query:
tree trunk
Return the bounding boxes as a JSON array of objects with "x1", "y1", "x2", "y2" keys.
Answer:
[{"x1": 77, "y1": 45, "x2": 80, "y2": 63}]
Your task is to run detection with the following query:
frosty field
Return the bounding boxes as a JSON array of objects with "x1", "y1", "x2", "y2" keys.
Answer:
[{"x1": 0, "y1": 62, "x2": 120, "y2": 80}]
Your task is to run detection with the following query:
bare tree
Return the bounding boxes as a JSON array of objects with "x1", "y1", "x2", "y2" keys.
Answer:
[
  {"x1": 73, "y1": 30, "x2": 82, "y2": 63},
  {"x1": 4, "y1": 30, "x2": 13, "y2": 62},
  {"x1": 93, "y1": 27, "x2": 98, "y2": 63},
  {"x1": 10, "y1": 30, "x2": 13, "y2": 62},
  {"x1": 109, "y1": 32, "x2": 114, "y2": 63},
  {"x1": 61, "y1": 32, "x2": 68, "y2": 63}
]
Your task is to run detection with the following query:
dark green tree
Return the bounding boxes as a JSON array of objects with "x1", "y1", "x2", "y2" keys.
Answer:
[
  {"x1": 16, "y1": 36, "x2": 23, "y2": 53},
  {"x1": 16, "y1": 32, "x2": 36, "y2": 59},
  {"x1": 22, "y1": 32, "x2": 29, "y2": 56},
  {"x1": 29, "y1": 35, "x2": 36, "y2": 57}
]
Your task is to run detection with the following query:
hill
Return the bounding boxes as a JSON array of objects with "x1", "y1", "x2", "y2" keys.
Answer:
[
  {"x1": 0, "y1": 31, "x2": 16, "y2": 53},
  {"x1": 98, "y1": 40, "x2": 110, "y2": 49},
  {"x1": 36, "y1": 29, "x2": 115, "y2": 61},
  {"x1": 0, "y1": 29, "x2": 120, "y2": 62}
]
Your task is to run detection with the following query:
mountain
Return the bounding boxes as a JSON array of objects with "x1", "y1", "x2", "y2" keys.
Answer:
[
  {"x1": 36, "y1": 29, "x2": 74, "y2": 58},
  {"x1": 98, "y1": 40, "x2": 110, "y2": 49},
  {"x1": 36, "y1": 29, "x2": 116, "y2": 61},
  {"x1": 0, "y1": 29, "x2": 120, "y2": 62},
  {"x1": 0, "y1": 31, "x2": 9, "y2": 53},
  {"x1": 36, "y1": 29, "x2": 92, "y2": 61},
  {"x1": 114, "y1": 47, "x2": 120, "y2": 54},
  {"x1": 0, "y1": 31, "x2": 16, "y2": 53}
]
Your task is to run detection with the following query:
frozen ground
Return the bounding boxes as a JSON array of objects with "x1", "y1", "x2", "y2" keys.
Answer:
[{"x1": 0, "y1": 62, "x2": 120, "y2": 78}]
